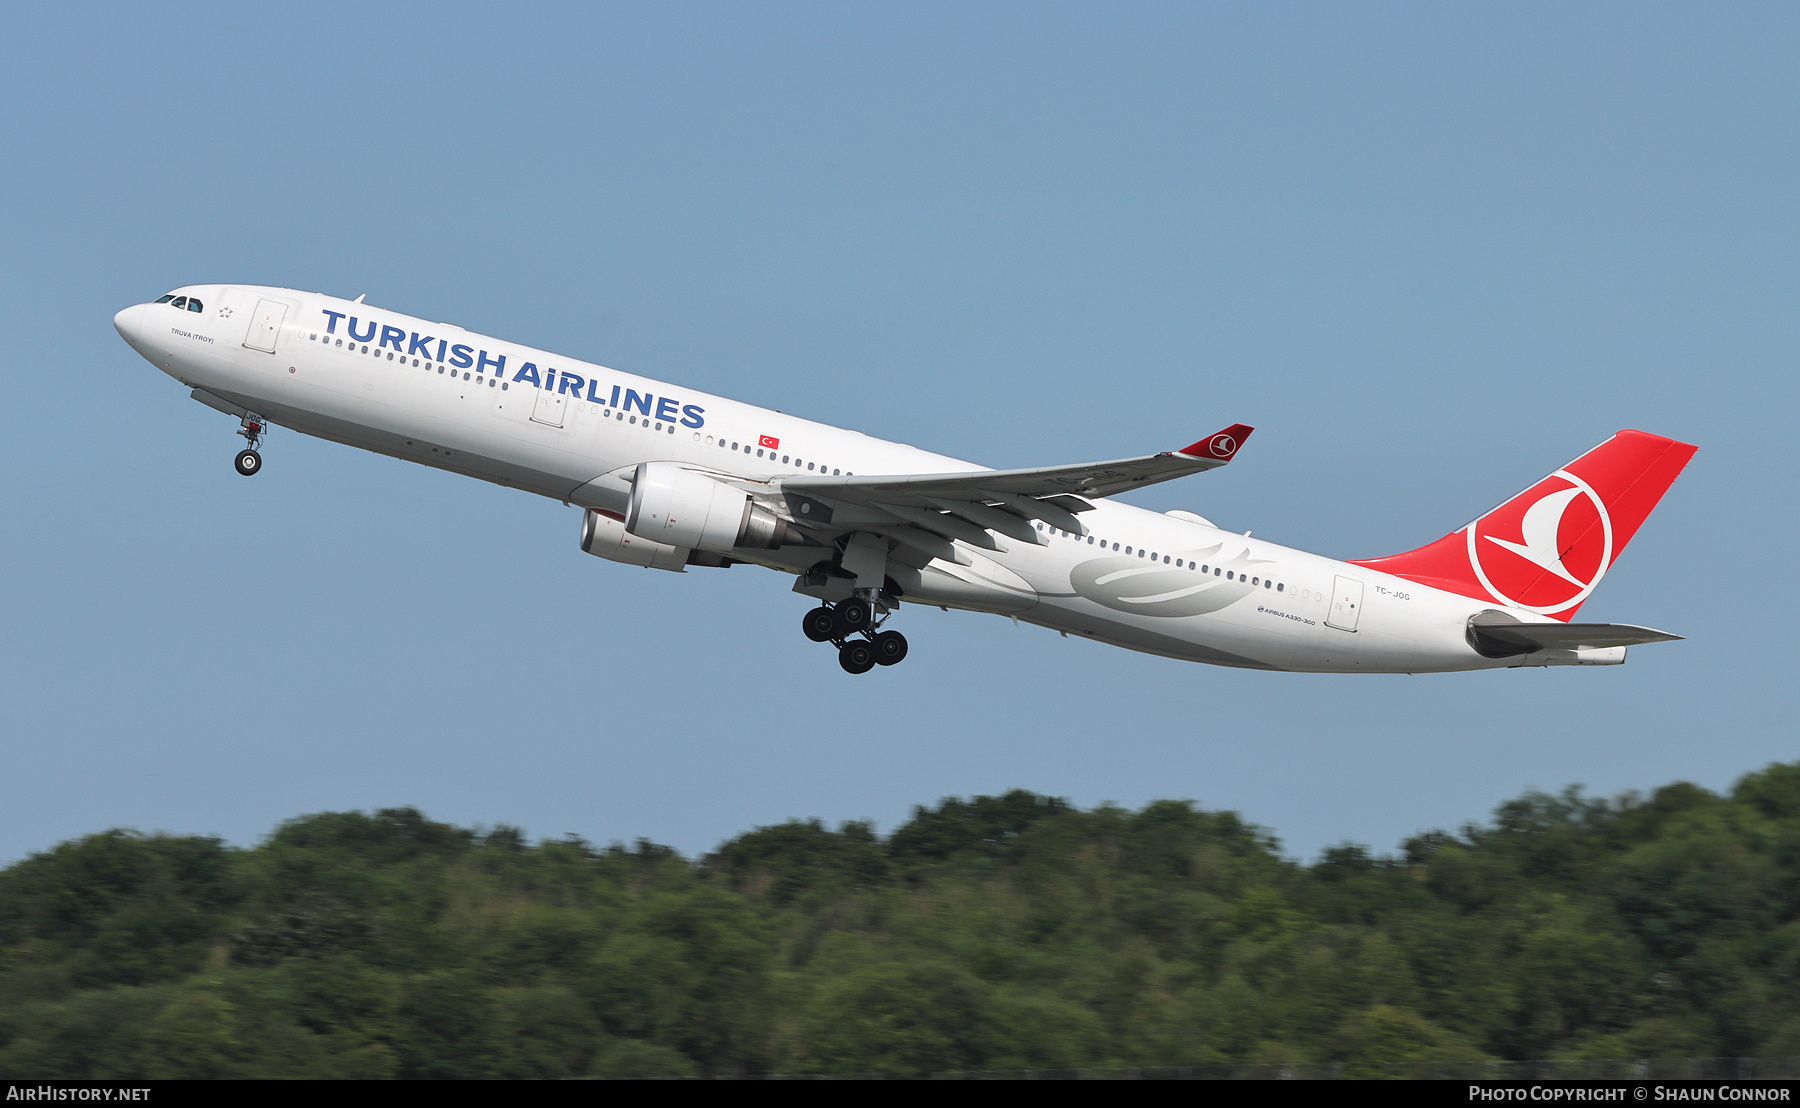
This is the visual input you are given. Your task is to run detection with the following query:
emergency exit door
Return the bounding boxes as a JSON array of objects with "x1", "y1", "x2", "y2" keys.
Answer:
[
  {"x1": 1327, "y1": 575, "x2": 1364, "y2": 632},
  {"x1": 243, "y1": 299, "x2": 287, "y2": 353}
]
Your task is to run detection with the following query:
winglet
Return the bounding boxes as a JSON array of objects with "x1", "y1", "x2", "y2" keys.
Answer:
[{"x1": 1177, "y1": 424, "x2": 1253, "y2": 461}]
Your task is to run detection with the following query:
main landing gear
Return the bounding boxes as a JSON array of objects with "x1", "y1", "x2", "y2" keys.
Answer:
[
  {"x1": 234, "y1": 414, "x2": 266, "y2": 477},
  {"x1": 802, "y1": 596, "x2": 909, "y2": 674}
]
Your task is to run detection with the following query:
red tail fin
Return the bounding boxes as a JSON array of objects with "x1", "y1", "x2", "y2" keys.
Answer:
[{"x1": 1350, "y1": 430, "x2": 1697, "y2": 621}]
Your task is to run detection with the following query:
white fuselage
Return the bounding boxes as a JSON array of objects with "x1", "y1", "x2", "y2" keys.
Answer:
[{"x1": 115, "y1": 284, "x2": 1597, "y2": 674}]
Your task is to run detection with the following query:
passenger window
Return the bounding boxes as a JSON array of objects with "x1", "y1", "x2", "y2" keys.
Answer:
[
  {"x1": 170, "y1": 297, "x2": 187, "y2": 309},
  {"x1": 1277, "y1": 583, "x2": 1284, "y2": 592},
  {"x1": 187, "y1": 299, "x2": 203, "y2": 312},
  {"x1": 808, "y1": 462, "x2": 815, "y2": 470},
  {"x1": 1163, "y1": 555, "x2": 1170, "y2": 563},
  {"x1": 1226, "y1": 571, "x2": 1234, "y2": 580},
  {"x1": 833, "y1": 469, "x2": 840, "y2": 475},
  {"x1": 154, "y1": 294, "x2": 175, "y2": 304},
  {"x1": 782, "y1": 455, "x2": 790, "y2": 464}
]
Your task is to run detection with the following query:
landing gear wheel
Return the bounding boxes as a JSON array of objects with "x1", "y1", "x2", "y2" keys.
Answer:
[
  {"x1": 234, "y1": 449, "x2": 262, "y2": 476},
  {"x1": 802, "y1": 607, "x2": 838, "y2": 643},
  {"x1": 835, "y1": 597, "x2": 872, "y2": 637},
  {"x1": 872, "y1": 630, "x2": 909, "y2": 666},
  {"x1": 838, "y1": 639, "x2": 877, "y2": 674}
]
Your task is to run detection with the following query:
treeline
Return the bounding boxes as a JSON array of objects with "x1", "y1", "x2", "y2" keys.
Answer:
[{"x1": 2, "y1": 764, "x2": 1798, "y2": 1078}]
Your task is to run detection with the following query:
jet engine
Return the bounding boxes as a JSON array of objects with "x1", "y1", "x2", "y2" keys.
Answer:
[
  {"x1": 581, "y1": 509, "x2": 688, "y2": 572},
  {"x1": 625, "y1": 462, "x2": 801, "y2": 553}
]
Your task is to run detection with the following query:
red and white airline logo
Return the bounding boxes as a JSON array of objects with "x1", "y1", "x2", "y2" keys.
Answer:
[
  {"x1": 1466, "y1": 469, "x2": 1613, "y2": 615},
  {"x1": 1208, "y1": 433, "x2": 1238, "y2": 458},
  {"x1": 759, "y1": 435, "x2": 780, "y2": 450}
]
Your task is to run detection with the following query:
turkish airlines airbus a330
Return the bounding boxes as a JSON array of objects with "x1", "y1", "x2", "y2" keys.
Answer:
[{"x1": 114, "y1": 286, "x2": 1695, "y2": 675}]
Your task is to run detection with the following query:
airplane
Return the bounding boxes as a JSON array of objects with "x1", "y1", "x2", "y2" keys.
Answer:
[{"x1": 113, "y1": 285, "x2": 1696, "y2": 675}]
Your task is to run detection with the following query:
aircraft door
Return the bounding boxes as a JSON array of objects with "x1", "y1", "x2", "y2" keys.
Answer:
[
  {"x1": 1327, "y1": 575, "x2": 1363, "y2": 632},
  {"x1": 244, "y1": 299, "x2": 287, "y2": 353},
  {"x1": 531, "y1": 385, "x2": 566, "y2": 427}
]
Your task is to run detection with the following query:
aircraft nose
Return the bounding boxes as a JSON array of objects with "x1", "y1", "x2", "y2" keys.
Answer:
[{"x1": 113, "y1": 303, "x2": 144, "y2": 346}]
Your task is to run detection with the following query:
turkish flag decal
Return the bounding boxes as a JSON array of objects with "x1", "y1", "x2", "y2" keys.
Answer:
[{"x1": 759, "y1": 435, "x2": 780, "y2": 449}]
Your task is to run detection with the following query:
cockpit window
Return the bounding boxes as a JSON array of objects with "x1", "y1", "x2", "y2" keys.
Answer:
[
  {"x1": 186, "y1": 299, "x2": 203, "y2": 312},
  {"x1": 170, "y1": 296, "x2": 187, "y2": 309},
  {"x1": 154, "y1": 294, "x2": 175, "y2": 304}
]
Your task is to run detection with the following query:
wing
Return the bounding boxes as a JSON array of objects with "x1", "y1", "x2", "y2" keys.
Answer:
[{"x1": 774, "y1": 424, "x2": 1252, "y2": 559}]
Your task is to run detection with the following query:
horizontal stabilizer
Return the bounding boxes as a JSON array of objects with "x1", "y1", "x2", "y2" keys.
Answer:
[{"x1": 1471, "y1": 618, "x2": 1682, "y2": 652}]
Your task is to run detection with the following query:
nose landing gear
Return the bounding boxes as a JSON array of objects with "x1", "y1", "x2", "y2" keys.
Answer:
[
  {"x1": 801, "y1": 594, "x2": 909, "y2": 674},
  {"x1": 234, "y1": 414, "x2": 266, "y2": 476}
]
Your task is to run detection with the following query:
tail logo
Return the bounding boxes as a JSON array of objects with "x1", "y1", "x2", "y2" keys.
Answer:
[
  {"x1": 1466, "y1": 469, "x2": 1613, "y2": 616},
  {"x1": 1208, "y1": 433, "x2": 1238, "y2": 458}
]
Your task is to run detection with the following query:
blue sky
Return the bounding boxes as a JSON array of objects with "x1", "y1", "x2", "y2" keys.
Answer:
[{"x1": 1, "y1": 3, "x2": 1793, "y2": 863}]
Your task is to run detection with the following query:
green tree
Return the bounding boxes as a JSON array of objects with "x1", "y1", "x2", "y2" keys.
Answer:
[{"x1": 4, "y1": 765, "x2": 1800, "y2": 1078}]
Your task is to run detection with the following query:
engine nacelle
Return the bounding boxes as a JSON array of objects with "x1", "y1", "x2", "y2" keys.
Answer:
[
  {"x1": 625, "y1": 462, "x2": 799, "y2": 553},
  {"x1": 581, "y1": 509, "x2": 688, "y2": 572}
]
